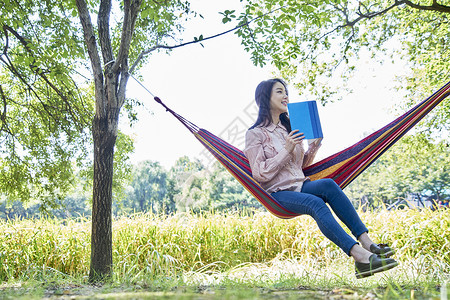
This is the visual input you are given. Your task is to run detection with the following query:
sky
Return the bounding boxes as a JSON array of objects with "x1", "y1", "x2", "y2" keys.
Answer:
[{"x1": 122, "y1": 1, "x2": 406, "y2": 170}]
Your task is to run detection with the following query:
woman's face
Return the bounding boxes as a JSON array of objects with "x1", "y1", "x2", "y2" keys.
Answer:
[{"x1": 269, "y1": 82, "x2": 289, "y2": 116}]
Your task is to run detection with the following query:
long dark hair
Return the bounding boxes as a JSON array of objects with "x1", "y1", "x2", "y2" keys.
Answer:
[{"x1": 249, "y1": 78, "x2": 291, "y2": 132}]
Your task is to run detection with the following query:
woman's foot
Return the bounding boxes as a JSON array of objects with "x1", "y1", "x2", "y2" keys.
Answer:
[
  {"x1": 350, "y1": 244, "x2": 372, "y2": 263},
  {"x1": 358, "y1": 233, "x2": 395, "y2": 258},
  {"x1": 355, "y1": 254, "x2": 398, "y2": 279}
]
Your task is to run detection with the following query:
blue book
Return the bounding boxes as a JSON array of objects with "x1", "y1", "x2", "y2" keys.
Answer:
[{"x1": 287, "y1": 101, "x2": 323, "y2": 139}]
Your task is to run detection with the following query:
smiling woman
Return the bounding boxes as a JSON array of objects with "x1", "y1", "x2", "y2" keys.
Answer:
[
  {"x1": 244, "y1": 78, "x2": 398, "y2": 279},
  {"x1": 269, "y1": 81, "x2": 290, "y2": 123}
]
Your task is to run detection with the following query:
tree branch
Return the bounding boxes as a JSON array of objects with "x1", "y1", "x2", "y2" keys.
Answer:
[
  {"x1": 2, "y1": 25, "x2": 87, "y2": 130},
  {"x1": 98, "y1": 0, "x2": 114, "y2": 65},
  {"x1": 129, "y1": 5, "x2": 287, "y2": 74},
  {"x1": 0, "y1": 85, "x2": 9, "y2": 134},
  {"x1": 345, "y1": 1, "x2": 401, "y2": 28},
  {"x1": 117, "y1": 60, "x2": 129, "y2": 108},
  {"x1": 403, "y1": 0, "x2": 450, "y2": 13},
  {"x1": 311, "y1": 1, "x2": 404, "y2": 62},
  {"x1": 112, "y1": 0, "x2": 142, "y2": 111},
  {"x1": 337, "y1": 0, "x2": 450, "y2": 31},
  {"x1": 76, "y1": 0, "x2": 105, "y2": 116},
  {"x1": 239, "y1": 16, "x2": 266, "y2": 53},
  {"x1": 1, "y1": 27, "x2": 46, "y2": 107},
  {"x1": 0, "y1": 52, "x2": 62, "y2": 129},
  {"x1": 112, "y1": 0, "x2": 142, "y2": 74},
  {"x1": 317, "y1": 0, "x2": 450, "y2": 63}
]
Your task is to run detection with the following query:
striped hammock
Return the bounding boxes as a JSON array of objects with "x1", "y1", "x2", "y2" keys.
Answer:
[{"x1": 151, "y1": 81, "x2": 449, "y2": 219}]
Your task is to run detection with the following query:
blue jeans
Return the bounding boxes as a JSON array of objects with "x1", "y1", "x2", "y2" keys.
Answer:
[{"x1": 271, "y1": 178, "x2": 368, "y2": 255}]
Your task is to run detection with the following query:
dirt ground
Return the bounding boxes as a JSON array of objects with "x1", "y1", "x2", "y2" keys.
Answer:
[{"x1": 2, "y1": 284, "x2": 381, "y2": 300}]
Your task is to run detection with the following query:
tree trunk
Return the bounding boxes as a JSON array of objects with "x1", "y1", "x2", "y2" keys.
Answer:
[
  {"x1": 89, "y1": 108, "x2": 119, "y2": 281},
  {"x1": 76, "y1": 0, "x2": 142, "y2": 281}
]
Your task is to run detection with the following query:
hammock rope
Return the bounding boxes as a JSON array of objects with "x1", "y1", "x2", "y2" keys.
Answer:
[{"x1": 135, "y1": 78, "x2": 450, "y2": 219}]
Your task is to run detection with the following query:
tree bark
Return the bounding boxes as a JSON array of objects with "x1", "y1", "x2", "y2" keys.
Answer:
[{"x1": 89, "y1": 106, "x2": 119, "y2": 281}]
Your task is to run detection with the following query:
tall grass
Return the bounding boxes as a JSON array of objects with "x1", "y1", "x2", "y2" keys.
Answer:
[{"x1": 0, "y1": 208, "x2": 448, "y2": 285}]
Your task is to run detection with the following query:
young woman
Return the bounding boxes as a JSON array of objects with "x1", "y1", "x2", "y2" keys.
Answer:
[{"x1": 244, "y1": 78, "x2": 398, "y2": 278}]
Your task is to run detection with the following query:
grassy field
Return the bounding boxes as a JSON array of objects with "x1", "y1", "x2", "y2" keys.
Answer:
[{"x1": 0, "y1": 208, "x2": 449, "y2": 299}]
